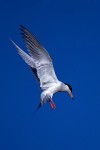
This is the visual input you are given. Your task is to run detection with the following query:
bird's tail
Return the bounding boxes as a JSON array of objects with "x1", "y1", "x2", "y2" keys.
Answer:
[
  {"x1": 30, "y1": 103, "x2": 42, "y2": 117},
  {"x1": 34, "y1": 103, "x2": 42, "y2": 113}
]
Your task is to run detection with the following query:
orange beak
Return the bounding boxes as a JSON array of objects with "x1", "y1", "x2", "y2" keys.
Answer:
[{"x1": 69, "y1": 92, "x2": 74, "y2": 99}]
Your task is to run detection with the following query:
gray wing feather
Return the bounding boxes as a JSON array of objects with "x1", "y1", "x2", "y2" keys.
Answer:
[
  {"x1": 20, "y1": 26, "x2": 58, "y2": 89},
  {"x1": 12, "y1": 26, "x2": 58, "y2": 90},
  {"x1": 11, "y1": 40, "x2": 41, "y2": 82},
  {"x1": 11, "y1": 40, "x2": 35, "y2": 68},
  {"x1": 37, "y1": 63, "x2": 58, "y2": 89},
  {"x1": 20, "y1": 25, "x2": 52, "y2": 63}
]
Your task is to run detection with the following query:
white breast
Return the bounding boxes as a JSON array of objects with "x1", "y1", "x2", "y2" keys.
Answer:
[{"x1": 45, "y1": 82, "x2": 61, "y2": 95}]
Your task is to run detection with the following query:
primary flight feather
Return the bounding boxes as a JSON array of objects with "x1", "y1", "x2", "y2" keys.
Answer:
[{"x1": 11, "y1": 25, "x2": 73, "y2": 111}]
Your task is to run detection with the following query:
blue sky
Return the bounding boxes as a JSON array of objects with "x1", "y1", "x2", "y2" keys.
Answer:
[{"x1": 0, "y1": 0, "x2": 100, "y2": 150}]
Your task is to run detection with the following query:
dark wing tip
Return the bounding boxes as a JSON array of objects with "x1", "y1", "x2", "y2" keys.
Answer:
[
  {"x1": 19, "y1": 25, "x2": 32, "y2": 39},
  {"x1": 19, "y1": 25, "x2": 31, "y2": 33},
  {"x1": 19, "y1": 25, "x2": 29, "y2": 34},
  {"x1": 19, "y1": 24, "x2": 26, "y2": 30},
  {"x1": 19, "y1": 25, "x2": 30, "y2": 41}
]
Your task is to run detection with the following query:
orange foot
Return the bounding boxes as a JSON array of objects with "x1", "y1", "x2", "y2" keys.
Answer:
[{"x1": 49, "y1": 98, "x2": 56, "y2": 109}]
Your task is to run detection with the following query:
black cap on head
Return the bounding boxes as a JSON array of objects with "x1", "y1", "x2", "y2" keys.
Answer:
[{"x1": 65, "y1": 83, "x2": 72, "y2": 92}]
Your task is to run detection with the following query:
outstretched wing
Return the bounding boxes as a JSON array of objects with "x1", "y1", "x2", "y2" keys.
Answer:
[
  {"x1": 20, "y1": 25, "x2": 52, "y2": 64},
  {"x1": 12, "y1": 25, "x2": 58, "y2": 90}
]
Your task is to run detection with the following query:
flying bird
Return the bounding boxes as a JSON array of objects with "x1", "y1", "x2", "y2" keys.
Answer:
[{"x1": 11, "y1": 25, "x2": 73, "y2": 112}]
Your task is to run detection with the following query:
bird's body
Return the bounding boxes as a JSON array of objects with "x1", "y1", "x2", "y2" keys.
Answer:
[
  {"x1": 41, "y1": 81, "x2": 61, "y2": 102},
  {"x1": 11, "y1": 25, "x2": 73, "y2": 111}
]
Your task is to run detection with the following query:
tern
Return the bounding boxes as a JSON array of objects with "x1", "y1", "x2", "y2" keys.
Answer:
[{"x1": 11, "y1": 25, "x2": 73, "y2": 111}]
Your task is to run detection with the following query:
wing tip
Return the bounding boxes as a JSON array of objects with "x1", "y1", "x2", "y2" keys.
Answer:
[
  {"x1": 19, "y1": 24, "x2": 30, "y2": 33},
  {"x1": 10, "y1": 39, "x2": 16, "y2": 46},
  {"x1": 19, "y1": 24, "x2": 25, "y2": 30}
]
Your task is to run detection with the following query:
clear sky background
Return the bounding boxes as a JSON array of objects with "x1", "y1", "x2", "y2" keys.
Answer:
[{"x1": 0, "y1": 0, "x2": 100, "y2": 150}]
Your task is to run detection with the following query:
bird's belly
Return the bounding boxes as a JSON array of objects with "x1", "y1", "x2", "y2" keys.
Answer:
[{"x1": 40, "y1": 83, "x2": 61, "y2": 104}]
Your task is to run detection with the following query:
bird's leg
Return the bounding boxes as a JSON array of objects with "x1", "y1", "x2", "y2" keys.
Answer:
[{"x1": 49, "y1": 98, "x2": 56, "y2": 109}]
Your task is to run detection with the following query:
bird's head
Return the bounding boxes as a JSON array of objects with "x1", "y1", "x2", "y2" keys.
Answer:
[{"x1": 64, "y1": 83, "x2": 74, "y2": 99}]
